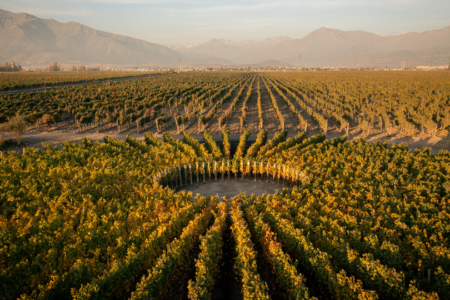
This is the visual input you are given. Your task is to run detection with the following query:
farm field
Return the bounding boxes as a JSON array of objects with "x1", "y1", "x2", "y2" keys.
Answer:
[
  {"x1": 1, "y1": 131, "x2": 450, "y2": 299},
  {"x1": 1, "y1": 71, "x2": 450, "y2": 299},
  {"x1": 1, "y1": 71, "x2": 450, "y2": 154},
  {"x1": 1, "y1": 71, "x2": 450, "y2": 150},
  {"x1": 0, "y1": 71, "x2": 158, "y2": 91}
]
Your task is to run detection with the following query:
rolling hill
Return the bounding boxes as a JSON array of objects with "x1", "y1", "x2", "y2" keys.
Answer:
[{"x1": 0, "y1": 9, "x2": 182, "y2": 67}]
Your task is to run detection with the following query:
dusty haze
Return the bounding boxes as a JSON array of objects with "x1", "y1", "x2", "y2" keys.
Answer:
[{"x1": 1, "y1": 9, "x2": 449, "y2": 68}]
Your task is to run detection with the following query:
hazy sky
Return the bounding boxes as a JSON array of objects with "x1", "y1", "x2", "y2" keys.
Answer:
[{"x1": 2, "y1": 0, "x2": 450, "y2": 45}]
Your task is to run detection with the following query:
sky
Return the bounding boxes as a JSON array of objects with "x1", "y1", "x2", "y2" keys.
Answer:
[{"x1": 2, "y1": 0, "x2": 450, "y2": 46}]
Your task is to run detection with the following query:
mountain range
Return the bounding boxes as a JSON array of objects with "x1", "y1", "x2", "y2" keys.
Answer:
[{"x1": 1, "y1": 8, "x2": 449, "y2": 68}]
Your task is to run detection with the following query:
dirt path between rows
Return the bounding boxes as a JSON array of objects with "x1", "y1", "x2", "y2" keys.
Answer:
[
  {"x1": 208, "y1": 78, "x2": 251, "y2": 135},
  {"x1": 161, "y1": 87, "x2": 214, "y2": 135},
  {"x1": 226, "y1": 80, "x2": 253, "y2": 135},
  {"x1": 2, "y1": 128, "x2": 449, "y2": 156},
  {"x1": 244, "y1": 78, "x2": 260, "y2": 135},
  {"x1": 271, "y1": 76, "x2": 345, "y2": 137},
  {"x1": 262, "y1": 76, "x2": 298, "y2": 134},
  {"x1": 259, "y1": 76, "x2": 285, "y2": 135},
  {"x1": 268, "y1": 77, "x2": 324, "y2": 136},
  {"x1": 182, "y1": 83, "x2": 243, "y2": 135}
]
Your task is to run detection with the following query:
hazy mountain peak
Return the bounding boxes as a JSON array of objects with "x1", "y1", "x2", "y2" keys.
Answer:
[
  {"x1": 1, "y1": 8, "x2": 449, "y2": 68},
  {"x1": 307, "y1": 27, "x2": 344, "y2": 36},
  {"x1": 0, "y1": 9, "x2": 33, "y2": 19},
  {"x1": 0, "y1": 9, "x2": 183, "y2": 67},
  {"x1": 317, "y1": 26, "x2": 333, "y2": 30},
  {"x1": 261, "y1": 36, "x2": 291, "y2": 41}
]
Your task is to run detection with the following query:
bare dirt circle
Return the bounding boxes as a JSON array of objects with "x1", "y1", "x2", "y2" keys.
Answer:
[{"x1": 176, "y1": 178, "x2": 288, "y2": 199}]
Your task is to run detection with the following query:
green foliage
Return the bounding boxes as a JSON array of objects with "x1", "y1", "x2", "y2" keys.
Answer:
[
  {"x1": 203, "y1": 129, "x2": 222, "y2": 160},
  {"x1": 221, "y1": 128, "x2": 231, "y2": 159},
  {"x1": 234, "y1": 128, "x2": 251, "y2": 158},
  {"x1": 183, "y1": 131, "x2": 211, "y2": 159},
  {"x1": 245, "y1": 129, "x2": 268, "y2": 158},
  {"x1": 2, "y1": 70, "x2": 450, "y2": 300},
  {"x1": 257, "y1": 130, "x2": 288, "y2": 158}
]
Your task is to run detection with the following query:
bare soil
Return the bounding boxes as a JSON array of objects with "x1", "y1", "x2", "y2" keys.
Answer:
[
  {"x1": 270, "y1": 78, "x2": 324, "y2": 135},
  {"x1": 263, "y1": 77, "x2": 298, "y2": 134},
  {"x1": 225, "y1": 81, "x2": 252, "y2": 135},
  {"x1": 182, "y1": 84, "x2": 241, "y2": 135},
  {"x1": 177, "y1": 178, "x2": 285, "y2": 199},
  {"x1": 270, "y1": 77, "x2": 343, "y2": 136},
  {"x1": 2, "y1": 84, "x2": 450, "y2": 155},
  {"x1": 259, "y1": 78, "x2": 282, "y2": 135},
  {"x1": 3, "y1": 123, "x2": 449, "y2": 156},
  {"x1": 208, "y1": 81, "x2": 250, "y2": 135},
  {"x1": 244, "y1": 78, "x2": 260, "y2": 135}
]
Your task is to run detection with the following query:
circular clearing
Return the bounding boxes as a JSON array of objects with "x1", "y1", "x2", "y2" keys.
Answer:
[{"x1": 177, "y1": 179, "x2": 287, "y2": 199}]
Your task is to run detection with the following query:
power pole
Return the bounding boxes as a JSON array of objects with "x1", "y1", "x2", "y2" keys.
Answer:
[
  {"x1": 427, "y1": 52, "x2": 435, "y2": 67},
  {"x1": 430, "y1": 52, "x2": 450, "y2": 69}
]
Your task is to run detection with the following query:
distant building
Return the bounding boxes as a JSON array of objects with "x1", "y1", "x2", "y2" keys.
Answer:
[{"x1": 416, "y1": 65, "x2": 448, "y2": 71}]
